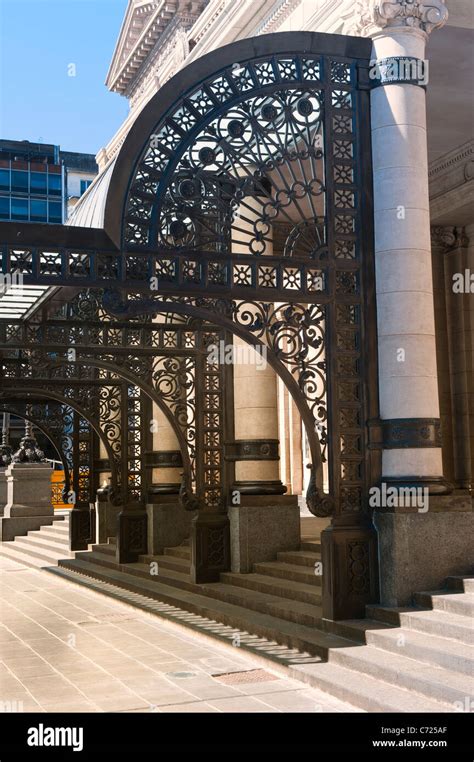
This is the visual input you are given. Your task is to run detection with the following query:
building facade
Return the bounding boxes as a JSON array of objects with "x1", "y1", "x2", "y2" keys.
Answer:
[
  {"x1": 0, "y1": 0, "x2": 472, "y2": 711},
  {"x1": 61, "y1": 151, "x2": 98, "y2": 219},
  {"x1": 0, "y1": 140, "x2": 98, "y2": 225}
]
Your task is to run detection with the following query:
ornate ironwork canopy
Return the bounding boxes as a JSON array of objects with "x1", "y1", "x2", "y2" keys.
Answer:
[{"x1": 0, "y1": 33, "x2": 380, "y2": 615}]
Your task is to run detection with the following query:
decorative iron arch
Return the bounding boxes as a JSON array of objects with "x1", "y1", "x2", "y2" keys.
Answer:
[
  {"x1": 103, "y1": 31, "x2": 372, "y2": 243},
  {"x1": 97, "y1": 29, "x2": 379, "y2": 521},
  {"x1": 103, "y1": 292, "x2": 328, "y2": 507},
  {"x1": 0, "y1": 388, "x2": 118, "y2": 496},
  {"x1": 1, "y1": 351, "x2": 195, "y2": 498},
  {"x1": 1, "y1": 30, "x2": 380, "y2": 616}
]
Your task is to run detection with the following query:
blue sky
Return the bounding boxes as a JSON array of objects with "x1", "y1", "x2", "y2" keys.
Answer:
[{"x1": 0, "y1": 0, "x2": 129, "y2": 155}]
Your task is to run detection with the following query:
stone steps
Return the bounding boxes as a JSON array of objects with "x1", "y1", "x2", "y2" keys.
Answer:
[
  {"x1": 200, "y1": 581, "x2": 323, "y2": 628},
  {"x1": 276, "y1": 549, "x2": 321, "y2": 567},
  {"x1": 289, "y1": 662, "x2": 455, "y2": 713},
  {"x1": 414, "y1": 590, "x2": 474, "y2": 618},
  {"x1": 140, "y1": 553, "x2": 190, "y2": 575},
  {"x1": 299, "y1": 539, "x2": 322, "y2": 553},
  {"x1": 0, "y1": 514, "x2": 71, "y2": 568},
  {"x1": 0, "y1": 544, "x2": 57, "y2": 569},
  {"x1": 1, "y1": 536, "x2": 75, "y2": 565},
  {"x1": 220, "y1": 571, "x2": 322, "y2": 606},
  {"x1": 74, "y1": 548, "x2": 196, "y2": 593},
  {"x1": 163, "y1": 545, "x2": 191, "y2": 560},
  {"x1": 362, "y1": 626, "x2": 473, "y2": 675},
  {"x1": 12, "y1": 532, "x2": 70, "y2": 553},
  {"x1": 367, "y1": 604, "x2": 474, "y2": 645},
  {"x1": 253, "y1": 560, "x2": 322, "y2": 586},
  {"x1": 55, "y1": 556, "x2": 352, "y2": 660},
  {"x1": 50, "y1": 555, "x2": 469, "y2": 712},
  {"x1": 446, "y1": 575, "x2": 474, "y2": 594},
  {"x1": 36, "y1": 523, "x2": 69, "y2": 540},
  {"x1": 52, "y1": 534, "x2": 472, "y2": 713},
  {"x1": 327, "y1": 639, "x2": 472, "y2": 707}
]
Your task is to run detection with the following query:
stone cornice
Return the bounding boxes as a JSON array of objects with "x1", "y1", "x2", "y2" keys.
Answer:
[
  {"x1": 126, "y1": 15, "x2": 195, "y2": 106},
  {"x1": 304, "y1": 0, "x2": 346, "y2": 34},
  {"x1": 191, "y1": 0, "x2": 230, "y2": 46},
  {"x1": 107, "y1": 0, "x2": 207, "y2": 95},
  {"x1": 429, "y1": 140, "x2": 474, "y2": 181},
  {"x1": 255, "y1": 0, "x2": 302, "y2": 34},
  {"x1": 429, "y1": 140, "x2": 474, "y2": 199}
]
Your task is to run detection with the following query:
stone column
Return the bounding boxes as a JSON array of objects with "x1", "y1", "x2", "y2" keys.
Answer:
[
  {"x1": 232, "y1": 340, "x2": 285, "y2": 495},
  {"x1": 360, "y1": 1, "x2": 473, "y2": 604},
  {"x1": 226, "y1": 173, "x2": 299, "y2": 574},
  {"x1": 443, "y1": 227, "x2": 473, "y2": 491},
  {"x1": 431, "y1": 226, "x2": 456, "y2": 485},
  {"x1": 148, "y1": 403, "x2": 182, "y2": 497},
  {"x1": 368, "y1": 0, "x2": 449, "y2": 493},
  {"x1": 230, "y1": 176, "x2": 285, "y2": 497},
  {"x1": 146, "y1": 403, "x2": 192, "y2": 555}
]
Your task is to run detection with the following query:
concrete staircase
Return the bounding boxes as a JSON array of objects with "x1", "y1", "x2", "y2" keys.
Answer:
[
  {"x1": 51, "y1": 534, "x2": 474, "y2": 712},
  {"x1": 0, "y1": 512, "x2": 74, "y2": 568},
  {"x1": 291, "y1": 576, "x2": 474, "y2": 712},
  {"x1": 56, "y1": 536, "x2": 345, "y2": 659}
]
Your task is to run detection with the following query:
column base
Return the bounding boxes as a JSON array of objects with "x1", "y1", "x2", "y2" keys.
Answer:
[
  {"x1": 147, "y1": 484, "x2": 180, "y2": 500},
  {"x1": 231, "y1": 480, "x2": 287, "y2": 495},
  {"x1": 191, "y1": 512, "x2": 230, "y2": 584},
  {"x1": 96, "y1": 494, "x2": 120, "y2": 545},
  {"x1": 146, "y1": 500, "x2": 192, "y2": 555},
  {"x1": 321, "y1": 521, "x2": 379, "y2": 621},
  {"x1": 228, "y1": 497, "x2": 300, "y2": 573},
  {"x1": 375, "y1": 494, "x2": 474, "y2": 606},
  {"x1": 383, "y1": 475, "x2": 453, "y2": 495}
]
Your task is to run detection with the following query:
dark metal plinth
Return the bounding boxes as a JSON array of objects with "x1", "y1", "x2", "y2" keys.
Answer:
[
  {"x1": 116, "y1": 505, "x2": 147, "y2": 564},
  {"x1": 70, "y1": 508, "x2": 91, "y2": 551},
  {"x1": 191, "y1": 512, "x2": 230, "y2": 584},
  {"x1": 321, "y1": 521, "x2": 379, "y2": 620}
]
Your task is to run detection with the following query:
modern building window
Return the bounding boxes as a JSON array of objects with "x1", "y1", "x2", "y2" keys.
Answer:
[
  {"x1": 11, "y1": 197, "x2": 28, "y2": 220},
  {"x1": 0, "y1": 169, "x2": 9, "y2": 191},
  {"x1": 48, "y1": 200, "x2": 62, "y2": 223},
  {"x1": 11, "y1": 170, "x2": 28, "y2": 193},
  {"x1": 30, "y1": 171, "x2": 47, "y2": 194},
  {"x1": 47, "y1": 173, "x2": 62, "y2": 195},
  {"x1": 30, "y1": 199, "x2": 48, "y2": 222},
  {"x1": 80, "y1": 179, "x2": 92, "y2": 195},
  {"x1": 0, "y1": 196, "x2": 9, "y2": 219}
]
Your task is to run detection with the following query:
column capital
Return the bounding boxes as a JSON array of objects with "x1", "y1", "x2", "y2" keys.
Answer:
[
  {"x1": 430, "y1": 225, "x2": 457, "y2": 250},
  {"x1": 431, "y1": 225, "x2": 469, "y2": 251},
  {"x1": 343, "y1": 0, "x2": 448, "y2": 37}
]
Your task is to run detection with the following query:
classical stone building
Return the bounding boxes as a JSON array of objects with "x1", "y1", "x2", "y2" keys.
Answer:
[{"x1": 0, "y1": 0, "x2": 472, "y2": 711}]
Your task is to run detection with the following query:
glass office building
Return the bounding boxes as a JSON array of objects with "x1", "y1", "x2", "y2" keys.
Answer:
[
  {"x1": 0, "y1": 140, "x2": 98, "y2": 225},
  {"x1": 0, "y1": 140, "x2": 65, "y2": 224}
]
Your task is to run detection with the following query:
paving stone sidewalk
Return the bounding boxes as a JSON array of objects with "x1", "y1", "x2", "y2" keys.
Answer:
[{"x1": 0, "y1": 555, "x2": 361, "y2": 713}]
